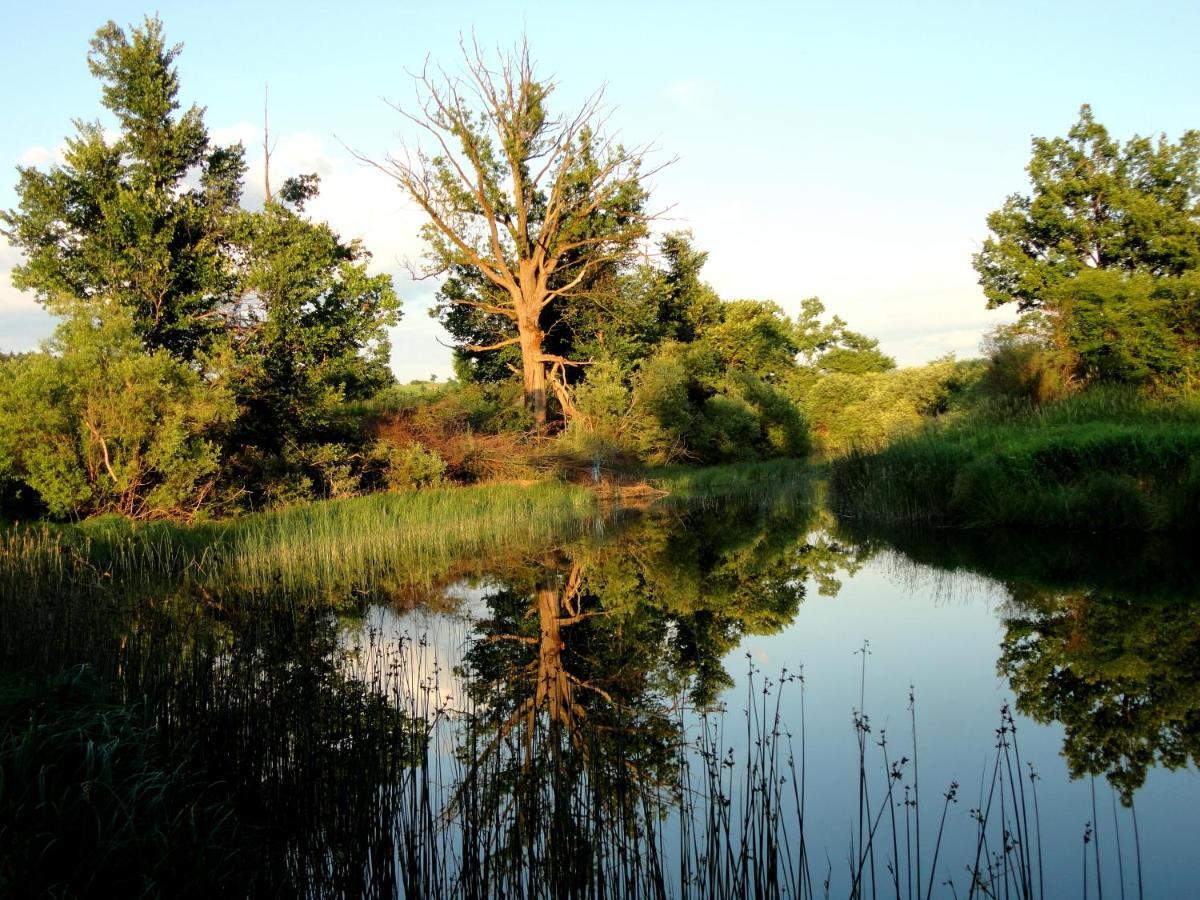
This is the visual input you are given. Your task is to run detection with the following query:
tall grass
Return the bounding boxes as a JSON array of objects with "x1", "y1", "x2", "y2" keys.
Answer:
[
  {"x1": 829, "y1": 389, "x2": 1200, "y2": 530},
  {"x1": 0, "y1": 481, "x2": 599, "y2": 598},
  {"x1": 0, "y1": 668, "x2": 256, "y2": 897}
]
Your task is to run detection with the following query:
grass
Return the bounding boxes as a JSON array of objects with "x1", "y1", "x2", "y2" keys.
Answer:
[
  {"x1": 647, "y1": 458, "x2": 813, "y2": 503},
  {"x1": 1, "y1": 480, "x2": 600, "y2": 598},
  {"x1": 1, "y1": 460, "x2": 820, "y2": 598},
  {"x1": 0, "y1": 668, "x2": 255, "y2": 897},
  {"x1": 828, "y1": 388, "x2": 1200, "y2": 530}
]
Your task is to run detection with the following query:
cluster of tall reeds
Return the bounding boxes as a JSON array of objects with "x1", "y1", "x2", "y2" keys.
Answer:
[{"x1": 0, "y1": 480, "x2": 599, "y2": 599}]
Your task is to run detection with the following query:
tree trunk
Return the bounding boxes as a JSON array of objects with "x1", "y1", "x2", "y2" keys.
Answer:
[{"x1": 518, "y1": 316, "x2": 547, "y2": 428}]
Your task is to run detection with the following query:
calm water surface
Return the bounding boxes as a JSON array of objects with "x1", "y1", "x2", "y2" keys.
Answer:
[{"x1": 5, "y1": 485, "x2": 1199, "y2": 897}]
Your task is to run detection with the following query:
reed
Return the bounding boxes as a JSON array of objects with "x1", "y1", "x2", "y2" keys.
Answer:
[{"x1": 0, "y1": 480, "x2": 599, "y2": 597}]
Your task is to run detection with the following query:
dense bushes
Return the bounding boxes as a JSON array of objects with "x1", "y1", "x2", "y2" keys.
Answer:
[
  {"x1": 792, "y1": 357, "x2": 983, "y2": 455},
  {"x1": 561, "y1": 337, "x2": 810, "y2": 467},
  {"x1": 0, "y1": 308, "x2": 234, "y2": 519}
]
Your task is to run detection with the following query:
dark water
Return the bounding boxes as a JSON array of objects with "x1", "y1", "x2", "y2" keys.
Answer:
[{"x1": 3, "y1": 485, "x2": 1199, "y2": 897}]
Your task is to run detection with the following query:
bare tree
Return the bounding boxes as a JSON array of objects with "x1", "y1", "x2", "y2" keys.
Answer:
[{"x1": 357, "y1": 38, "x2": 667, "y2": 427}]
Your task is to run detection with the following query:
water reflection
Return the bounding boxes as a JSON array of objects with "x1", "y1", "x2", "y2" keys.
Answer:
[
  {"x1": 3, "y1": 484, "x2": 1199, "y2": 896},
  {"x1": 834, "y1": 521, "x2": 1200, "y2": 801}
]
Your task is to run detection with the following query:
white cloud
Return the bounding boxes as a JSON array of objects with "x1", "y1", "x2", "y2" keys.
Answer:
[
  {"x1": 16, "y1": 145, "x2": 61, "y2": 167},
  {"x1": 0, "y1": 237, "x2": 35, "y2": 312},
  {"x1": 235, "y1": 126, "x2": 456, "y2": 378},
  {"x1": 0, "y1": 237, "x2": 56, "y2": 351}
]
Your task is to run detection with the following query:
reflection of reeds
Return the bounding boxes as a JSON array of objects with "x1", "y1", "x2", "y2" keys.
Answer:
[{"x1": 2, "y1": 580, "x2": 1149, "y2": 897}]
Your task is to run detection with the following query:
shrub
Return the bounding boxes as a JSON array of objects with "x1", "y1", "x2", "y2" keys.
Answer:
[
  {"x1": 370, "y1": 441, "x2": 447, "y2": 491},
  {"x1": 0, "y1": 307, "x2": 234, "y2": 520}
]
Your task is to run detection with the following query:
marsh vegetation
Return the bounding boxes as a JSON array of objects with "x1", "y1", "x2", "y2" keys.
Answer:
[{"x1": 4, "y1": 472, "x2": 1198, "y2": 897}]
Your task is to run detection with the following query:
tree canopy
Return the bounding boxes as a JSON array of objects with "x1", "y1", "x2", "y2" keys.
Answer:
[
  {"x1": 1, "y1": 19, "x2": 245, "y2": 360},
  {"x1": 973, "y1": 106, "x2": 1200, "y2": 388},
  {"x1": 0, "y1": 16, "x2": 401, "y2": 518}
]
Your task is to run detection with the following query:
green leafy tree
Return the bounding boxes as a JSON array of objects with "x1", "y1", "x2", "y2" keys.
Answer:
[
  {"x1": 1000, "y1": 589, "x2": 1200, "y2": 801},
  {"x1": 0, "y1": 17, "x2": 245, "y2": 360},
  {"x1": 232, "y1": 178, "x2": 400, "y2": 451},
  {"x1": 973, "y1": 105, "x2": 1200, "y2": 387},
  {"x1": 0, "y1": 305, "x2": 234, "y2": 519},
  {"x1": 363, "y1": 40, "x2": 656, "y2": 427},
  {"x1": 2, "y1": 18, "x2": 404, "y2": 515},
  {"x1": 562, "y1": 235, "x2": 816, "y2": 463}
]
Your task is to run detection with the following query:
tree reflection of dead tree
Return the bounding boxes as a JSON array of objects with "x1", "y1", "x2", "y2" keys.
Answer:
[{"x1": 473, "y1": 559, "x2": 608, "y2": 775}]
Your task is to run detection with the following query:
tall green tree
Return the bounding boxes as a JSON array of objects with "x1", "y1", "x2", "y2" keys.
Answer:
[
  {"x1": 1, "y1": 17, "x2": 403, "y2": 516},
  {"x1": 973, "y1": 105, "x2": 1200, "y2": 386},
  {"x1": 363, "y1": 39, "x2": 656, "y2": 427},
  {"x1": 232, "y1": 177, "x2": 400, "y2": 451},
  {"x1": 1, "y1": 17, "x2": 244, "y2": 360}
]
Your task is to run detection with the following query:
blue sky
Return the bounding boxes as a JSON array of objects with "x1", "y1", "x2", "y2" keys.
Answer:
[{"x1": 3, "y1": 0, "x2": 1198, "y2": 379}]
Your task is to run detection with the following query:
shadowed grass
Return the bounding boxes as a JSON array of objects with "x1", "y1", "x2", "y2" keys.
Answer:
[{"x1": 0, "y1": 668, "x2": 254, "y2": 897}]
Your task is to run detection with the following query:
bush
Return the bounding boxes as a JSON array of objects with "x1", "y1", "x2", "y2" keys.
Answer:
[
  {"x1": 0, "y1": 307, "x2": 234, "y2": 520},
  {"x1": 370, "y1": 441, "x2": 447, "y2": 491},
  {"x1": 795, "y1": 358, "x2": 982, "y2": 455},
  {"x1": 976, "y1": 316, "x2": 1074, "y2": 405}
]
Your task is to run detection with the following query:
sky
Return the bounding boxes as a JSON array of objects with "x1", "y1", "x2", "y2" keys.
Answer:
[{"x1": 2, "y1": 0, "x2": 1198, "y2": 379}]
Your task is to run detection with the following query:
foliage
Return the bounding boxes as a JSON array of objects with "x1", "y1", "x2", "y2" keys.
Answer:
[
  {"x1": 369, "y1": 440, "x2": 447, "y2": 491},
  {"x1": 231, "y1": 188, "x2": 400, "y2": 452},
  {"x1": 974, "y1": 105, "x2": 1200, "y2": 388},
  {"x1": 975, "y1": 314, "x2": 1074, "y2": 404},
  {"x1": 0, "y1": 306, "x2": 234, "y2": 519},
  {"x1": 795, "y1": 357, "x2": 982, "y2": 455},
  {"x1": 0, "y1": 17, "x2": 244, "y2": 360},
  {"x1": 0, "y1": 17, "x2": 400, "y2": 518}
]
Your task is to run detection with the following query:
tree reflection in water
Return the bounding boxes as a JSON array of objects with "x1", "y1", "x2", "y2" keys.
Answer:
[
  {"x1": 835, "y1": 520, "x2": 1200, "y2": 802},
  {"x1": 445, "y1": 493, "x2": 839, "y2": 897}
]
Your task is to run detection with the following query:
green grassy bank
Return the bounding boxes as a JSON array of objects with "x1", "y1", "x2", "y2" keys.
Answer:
[
  {"x1": 1, "y1": 480, "x2": 599, "y2": 597},
  {"x1": 2, "y1": 460, "x2": 813, "y2": 597},
  {"x1": 828, "y1": 391, "x2": 1200, "y2": 531}
]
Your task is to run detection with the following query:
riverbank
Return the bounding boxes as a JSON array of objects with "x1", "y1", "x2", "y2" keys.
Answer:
[
  {"x1": 828, "y1": 393, "x2": 1200, "y2": 531},
  {"x1": 1, "y1": 459, "x2": 811, "y2": 596}
]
